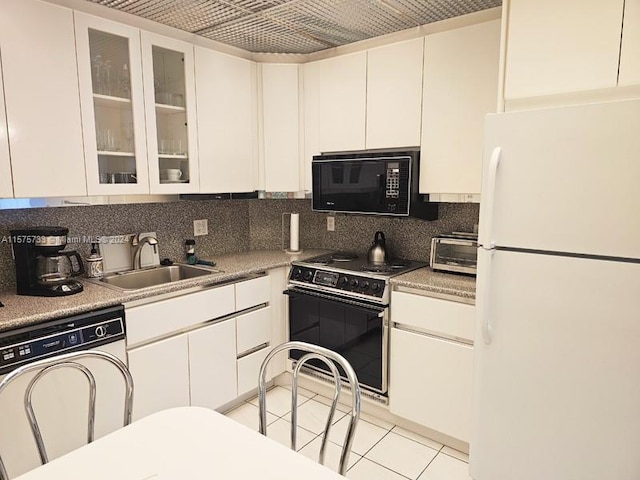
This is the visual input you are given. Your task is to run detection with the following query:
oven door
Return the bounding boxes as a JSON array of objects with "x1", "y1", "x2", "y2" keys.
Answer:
[{"x1": 285, "y1": 286, "x2": 388, "y2": 394}]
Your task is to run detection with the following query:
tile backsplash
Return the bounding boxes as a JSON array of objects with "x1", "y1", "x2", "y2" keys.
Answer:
[{"x1": 0, "y1": 199, "x2": 478, "y2": 289}]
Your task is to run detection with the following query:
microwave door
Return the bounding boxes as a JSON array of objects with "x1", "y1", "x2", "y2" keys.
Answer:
[
  {"x1": 376, "y1": 173, "x2": 385, "y2": 207},
  {"x1": 318, "y1": 161, "x2": 385, "y2": 213}
]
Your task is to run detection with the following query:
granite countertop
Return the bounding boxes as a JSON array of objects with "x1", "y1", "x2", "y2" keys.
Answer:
[
  {"x1": 391, "y1": 267, "x2": 477, "y2": 301},
  {"x1": 0, "y1": 249, "x2": 328, "y2": 333},
  {"x1": 0, "y1": 249, "x2": 475, "y2": 333}
]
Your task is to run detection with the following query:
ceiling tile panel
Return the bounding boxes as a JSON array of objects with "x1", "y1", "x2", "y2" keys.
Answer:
[{"x1": 87, "y1": 0, "x2": 502, "y2": 53}]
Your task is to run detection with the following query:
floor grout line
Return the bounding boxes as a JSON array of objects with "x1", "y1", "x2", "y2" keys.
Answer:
[
  {"x1": 355, "y1": 456, "x2": 414, "y2": 479},
  {"x1": 415, "y1": 447, "x2": 445, "y2": 479},
  {"x1": 245, "y1": 385, "x2": 467, "y2": 478}
]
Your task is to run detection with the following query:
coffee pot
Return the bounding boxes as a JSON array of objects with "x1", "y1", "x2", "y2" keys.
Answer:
[
  {"x1": 36, "y1": 251, "x2": 84, "y2": 285},
  {"x1": 367, "y1": 231, "x2": 387, "y2": 265},
  {"x1": 11, "y1": 226, "x2": 84, "y2": 296}
]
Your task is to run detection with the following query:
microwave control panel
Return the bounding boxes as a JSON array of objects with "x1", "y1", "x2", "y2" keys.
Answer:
[{"x1": 385, "y1": 163, "x2": 400, "y2": 200}]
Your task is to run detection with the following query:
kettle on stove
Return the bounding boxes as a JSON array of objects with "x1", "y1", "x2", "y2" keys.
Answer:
[{"x1": 367, "y1": 231, "x2": 387, "y2": 265}]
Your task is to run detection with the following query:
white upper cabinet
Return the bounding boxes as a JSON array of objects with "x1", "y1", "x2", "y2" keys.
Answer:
[
  {"x1": 504, "y1": 0, "x2": 624, "y2": 99},
  {"x1": 302, "y1": 60, "x2": 321, "y2": 191},
  {"x1": 366, "y1": 38, "x2": 424, "y2": 149},
  {"x1": 0, "y1": 49, "x2": 13, "y2": 198},
  {"x1": 308, "y1": 52, "x2": 367, "y2": 154},
  {"x1": 260, "y1": 64, "x2": 301, "y2": 192},
  {"x1": 0, "y1": 0, "x2": 86, "y2": 198},
  {"x1": 195, "y1": 47, "x2": 258, "y2": 193},
  {"x1": 141, "y1": 32, "x2": 199, "y2": 194},
  {"x1": 619, "y1": 0, "x2": 640, "y2": 86},
  {"x1": 75, "y1": 13, "x2": 149, "y2": 195},
  {"x1": 420, "y1": 20, "x2": 501, "y2": 195}
]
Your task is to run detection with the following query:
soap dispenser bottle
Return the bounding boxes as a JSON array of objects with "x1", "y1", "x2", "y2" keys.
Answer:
[{"x1": 86, "y1": 243, "x2": 104, "y2": 278}]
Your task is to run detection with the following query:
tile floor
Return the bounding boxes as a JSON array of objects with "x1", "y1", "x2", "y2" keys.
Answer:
[{"x1": 225, "y1": 385, "x2": 471, "y2": 479}]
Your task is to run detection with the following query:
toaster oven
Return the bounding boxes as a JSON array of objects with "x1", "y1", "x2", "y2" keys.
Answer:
[{"x1": 430, "y1": 232, "x2": 478, "y2": 275}]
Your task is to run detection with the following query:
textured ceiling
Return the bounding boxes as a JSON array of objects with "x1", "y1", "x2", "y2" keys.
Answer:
[{"x1": 87, "y1": 0, "x2": 502, "y2": 54}]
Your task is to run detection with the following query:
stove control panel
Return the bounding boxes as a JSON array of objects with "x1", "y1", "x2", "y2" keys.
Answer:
[{"x1": 289, "y1": 266, "x2": 385, "y2": 298}]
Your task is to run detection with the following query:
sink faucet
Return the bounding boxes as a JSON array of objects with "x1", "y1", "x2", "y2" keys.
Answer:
[{"x1": 131, "y1": 234, "x2": 158, "y2": 270}]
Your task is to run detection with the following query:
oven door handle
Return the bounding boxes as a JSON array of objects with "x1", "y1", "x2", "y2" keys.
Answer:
[{"x1": 284, "y1": 288, "x2": 386, "y2": 313}]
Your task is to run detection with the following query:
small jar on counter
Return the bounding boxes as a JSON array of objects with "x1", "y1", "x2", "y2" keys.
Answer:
[{"x1": 86, "y1": 243, "x2": 104, "y2": 278}]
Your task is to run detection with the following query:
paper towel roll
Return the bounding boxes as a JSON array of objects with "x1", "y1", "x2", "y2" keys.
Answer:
[{"x1": 289, "y1": 213, "x2": 300, "y2": 252}]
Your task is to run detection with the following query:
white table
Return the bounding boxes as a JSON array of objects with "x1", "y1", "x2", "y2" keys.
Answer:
[{"x1": 15, "y1": 407, "x2": 345, "y2": 479}]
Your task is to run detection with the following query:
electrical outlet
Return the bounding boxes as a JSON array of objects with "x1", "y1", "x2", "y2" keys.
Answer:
[
  {"x1": 193, "y1": 219, "x2": 208, "y2": 236},
  {"x1": 327, "y1": 216, "x2": 335, "y2": 232}
]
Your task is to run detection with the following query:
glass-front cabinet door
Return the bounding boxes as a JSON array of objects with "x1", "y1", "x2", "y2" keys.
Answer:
[
  {"x1": 141, "y1": 32, "x2": 199, "y2": 193},
  {"x1": 75, "y1": 13, "x2": 149, "y2": 194},
  {"x1": 0, "y1": 45, "x2": 14, "y2": 198}
]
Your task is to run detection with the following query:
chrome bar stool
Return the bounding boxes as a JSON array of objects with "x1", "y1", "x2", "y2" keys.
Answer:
[
  {"x1": 0, "y1": 350, "x2": 134, "y2": 480},
  {"x1": 258, "y1": 341, "x2": 361, "y2": 475}
]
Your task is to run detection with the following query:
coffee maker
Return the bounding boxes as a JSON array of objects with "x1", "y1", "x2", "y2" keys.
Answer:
[{"x1": 11, "y1": 226, "x2": 84, "y2": 296}]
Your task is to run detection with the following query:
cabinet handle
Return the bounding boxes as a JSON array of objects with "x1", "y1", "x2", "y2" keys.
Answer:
[
  {"x1": 237, "y1": 343, "x2": 269, "y2": 359},
  {"x1": 479, "y1": 147, "x2": 502, "y2": 248}
]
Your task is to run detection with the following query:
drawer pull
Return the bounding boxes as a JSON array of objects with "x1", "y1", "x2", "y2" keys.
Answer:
[{"x1": 237, "y1": 343, "x2": 269, "y2": 359}]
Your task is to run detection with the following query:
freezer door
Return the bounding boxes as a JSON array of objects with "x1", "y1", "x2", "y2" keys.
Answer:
[
  {"x1": 479, "y1": 99, "x2": 640, "y2": 259},
  {"x1": 470, "y1": 249, "x2": 640, "y2": 480}
]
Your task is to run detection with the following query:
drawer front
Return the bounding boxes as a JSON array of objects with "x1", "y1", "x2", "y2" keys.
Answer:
[
  {"x1": 237, "y1": 346, "x2": 272, "y2": 396},
  {"x1": 189, "y1": 319, "x2": 237, "y2": 411},
  {"x1": 235, "y1": 275, "x2": 270, "y2": 311},
  {"x1": 128, "y1": 333, "x2": 191, "y2": 421},
  {"x1": 389, "y1": 328, "x2": 473, "y2": 442},
  {"x1": 391, "y1": 291, "x2": 475, "y2": 342},
  {"x1": 236, "y1": 306, "x2": 272, "y2": 355},
  {"x1": 126, "y1": 284, "x2": 235, "y2": 346}
]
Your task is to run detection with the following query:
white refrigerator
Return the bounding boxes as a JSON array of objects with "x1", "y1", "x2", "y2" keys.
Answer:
[{"x1": 470, "y1": 99, "x2": 640, "y2": 480}]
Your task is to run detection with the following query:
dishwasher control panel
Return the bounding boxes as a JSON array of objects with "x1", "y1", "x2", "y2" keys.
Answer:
[{"x1": 0, "y1": 306, "x2": 125, "y2": 375}]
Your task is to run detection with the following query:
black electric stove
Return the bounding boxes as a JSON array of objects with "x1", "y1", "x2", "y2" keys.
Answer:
[{"x1": 288, "y1": 252, "x2": 427, "y2": 305}]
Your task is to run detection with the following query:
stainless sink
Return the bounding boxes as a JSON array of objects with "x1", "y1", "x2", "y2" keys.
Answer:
[{"x1": 98, "y1": 264, "x2": 222, "y2": 291}]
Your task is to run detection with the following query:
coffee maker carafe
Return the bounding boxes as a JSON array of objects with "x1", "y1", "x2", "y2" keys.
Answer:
[{"x1": 11, "y1": 227, "x2": 84, "y2": 296}]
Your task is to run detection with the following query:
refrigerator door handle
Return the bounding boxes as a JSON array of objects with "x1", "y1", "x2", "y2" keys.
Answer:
[
  {"x1": 479, "y1": 147, "x2": 502, "y2": 248},
  {"x1": 479, "y1": 248, "x2": 494, "y2": 344}
]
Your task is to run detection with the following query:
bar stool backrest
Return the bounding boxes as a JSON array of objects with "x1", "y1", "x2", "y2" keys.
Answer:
[
  {"x1": 0, "y1": 350, "x2": 134, "y2": 480},
  {"x1": 257, "y1": 341, "x2": 361, "y2": 475}
]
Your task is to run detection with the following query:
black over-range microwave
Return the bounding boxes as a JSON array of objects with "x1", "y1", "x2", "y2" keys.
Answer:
[{"x1": 312, "y1": 149, "x2": 438, "y2": 220}]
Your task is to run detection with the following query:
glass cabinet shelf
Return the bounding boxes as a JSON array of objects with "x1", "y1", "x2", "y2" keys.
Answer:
[
  {"x1": 155, "y1": 103, "x2": 186, "y2": 113},
  {"x1": 94, "y1": 93, "x2": 132, "y2": 107},
  {"x1": 97, "y1": 150, "x2": 135, "y2": 156}
]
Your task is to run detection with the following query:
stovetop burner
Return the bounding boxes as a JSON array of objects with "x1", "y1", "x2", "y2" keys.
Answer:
[
  {"x1": 388, "y1": 259, "x2": 410, "y2": 269},
  {"x1": 362, "y1": 264, "x2": 393, "y2": 273},
  {"x1": 331, "y1": 252, "x2": 358, "y2": 262},
  {"x1": 306, "y1": 256, "x2": 332, "y2": 266}
]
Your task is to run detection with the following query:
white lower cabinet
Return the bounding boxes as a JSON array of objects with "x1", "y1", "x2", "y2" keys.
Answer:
[
  {"x1": 389, "y1": 290, "x2": 475, "y2": 443},
  {"x1": 236, "y1": 307, "x2": 271, "y2": 355},
  {"x1": 390, "y1": 329, "x2": 473, "y2": 442},
  {"x1": 126, "y1": 274, "x2": 279, "y2": 418},
  {"x1": 128, "y1": 334, "x2": 190, "y2": 421},
  {"x1": 237, "y1": 347, "x2": 271, "y2": 396},
  {"x1": 189, "y1": 319, "x2": 238, "y2": 410},
  {"x1": 236, "y1": 275, "x2": 270, "y2": 311}
]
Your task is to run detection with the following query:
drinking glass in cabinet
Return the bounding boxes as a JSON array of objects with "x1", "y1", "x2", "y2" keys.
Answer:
[
  {"x1": 158, "y1": 139, "x2": 185, "y2": 155},
  {"x1": 152, "y1": 47, "x2": 186, "y2": 108},
  {"x1": 89, "y1": 30, "x2": 131, "y2": 99}
]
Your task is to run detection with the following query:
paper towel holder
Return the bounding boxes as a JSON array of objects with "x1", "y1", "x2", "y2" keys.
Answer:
[{"x1": 282, "y1": 212, "x2": 303, "y2": 255}]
